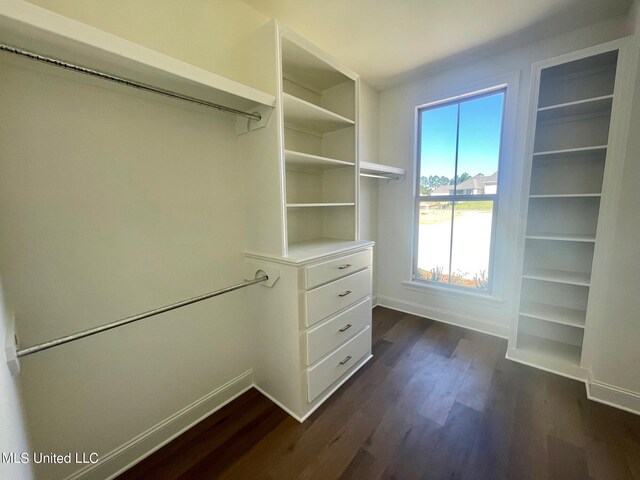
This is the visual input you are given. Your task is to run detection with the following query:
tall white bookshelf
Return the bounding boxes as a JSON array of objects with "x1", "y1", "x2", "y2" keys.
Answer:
[{"x1": 511, "y1": 46, "x2": 623, "y2": 379}]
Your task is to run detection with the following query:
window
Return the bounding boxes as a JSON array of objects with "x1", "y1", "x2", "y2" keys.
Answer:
[{"x1": 414, "y1": 88, "x2": 505, "y2": 291}]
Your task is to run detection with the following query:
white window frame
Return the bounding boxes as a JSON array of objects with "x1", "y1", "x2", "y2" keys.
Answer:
[{"x1": 408, "y1": 72, "x2": 519, "y2": 300}]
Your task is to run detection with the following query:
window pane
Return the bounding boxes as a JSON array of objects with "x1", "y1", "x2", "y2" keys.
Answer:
[
  {"x1": 416, "y1": 88, "x2": 504, "y2": 292},
  {"x1": 449, "y1": 200, "x2": 494, "y2": 289},
  {"x1": 416, "y1": 201, "x2": 452, "y2": 283},
  {"x1": 455, "y1": 93, "x2": 504, "y2": 196},
  {"x1": 420, "y1": 104, "x2": 458, "y2": 196}
]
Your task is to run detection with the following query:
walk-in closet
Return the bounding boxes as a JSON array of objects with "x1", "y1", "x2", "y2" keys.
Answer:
[{"x1": 1, "y1": 1, "x2": 639, "y2": 479}]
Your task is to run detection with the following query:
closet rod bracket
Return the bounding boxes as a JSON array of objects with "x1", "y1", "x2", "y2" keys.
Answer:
[
  {"x1": 4, "y1": 313, "x2": 20, "y2": 375},
  {"x1": 245, "y1": 263, "x2": 280, "y2": 288},
  {"x1": 236, "y1": 104, "x2": 273, "y2": 135}
]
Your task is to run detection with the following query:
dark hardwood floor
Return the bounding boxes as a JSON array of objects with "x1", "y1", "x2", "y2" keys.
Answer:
[{"x1": 117, "y1": 307, "x2": 640, "y2": 480}]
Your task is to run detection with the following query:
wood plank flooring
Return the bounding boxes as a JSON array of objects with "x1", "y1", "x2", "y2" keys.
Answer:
[{"x1": 117, "y1": 307, "x2": 640, "y2": 480}]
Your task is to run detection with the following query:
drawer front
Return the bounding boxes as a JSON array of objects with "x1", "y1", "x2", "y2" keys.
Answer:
[
  {"x1": 307, "y1": 326, "x2": 371, "y2": 402},
  {"x1": 306, "y1": 297, "x2": 371, "y2": 366},
  {"x1": 305, "y1": 267, "x2": 371, "y2": 327},
  {"x1": 305, "y1": 249, "x2": 371, "y2": 289}
]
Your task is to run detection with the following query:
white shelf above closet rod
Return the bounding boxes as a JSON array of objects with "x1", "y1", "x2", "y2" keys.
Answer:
[
  {"x1": 0, "y1": 43, "x2": 262, "y2": 121},
  {"x1": 360, "y1": 161, "x2": 406, "y2": 182},
  {"x1": 0, "y1": 1, "x2": 275, "y2": 115}
]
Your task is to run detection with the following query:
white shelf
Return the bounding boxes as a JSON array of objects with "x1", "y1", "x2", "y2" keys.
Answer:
[
  {"x1": 517, "y1": 333, "x2": 582, "y2": 366},
  {"x1": 287, "y1": 203, "x2": 354, "y2": 208},
  {"x1": 0, "y1": 2, "x2": 275, "y2": 112},
  {"x1": 286, "y1": 239, "x2": 373, "y2": 263},
  {"x1": 282, "y1": 93, "x2": 355, "y2": 133},
  {"x1": 519, "y1": 300, "x2": 586, "y2": 328},
  {"x1": 284, "y1": 150, "x2": 354, "y2": 170},
  {"x1": 525, "y1": 233, "x2": 596, "y2": 243},
  {"x1": 536, "y1": 95, "x2": 613, "y2": 122},
  {"x1": 522, "y1": 267, "x2": 591, "y2": 287},
  {"x1": 359, "y1": 161, "x2": 406, "y2": 180},
  {"x1": 533, "y1": 145, "x2": 607, "y2": 157},
  {"x1": 529, "y1": 193, "x2": 600, "y2": 199}
]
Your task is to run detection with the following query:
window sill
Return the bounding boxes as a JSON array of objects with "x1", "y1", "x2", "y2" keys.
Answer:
[{"x1": 401, "y1": 280, "x2": 505, "y2": 305}]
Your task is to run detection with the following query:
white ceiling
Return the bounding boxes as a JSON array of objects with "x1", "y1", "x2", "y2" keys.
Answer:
[{"x1": 242, "y1": 0, "x2": 633, "y2": 89}]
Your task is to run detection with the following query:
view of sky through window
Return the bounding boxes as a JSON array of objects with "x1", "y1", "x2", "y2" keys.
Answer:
[{"x1": 420, "y1": 92, "x2": 504, "y2": 184}]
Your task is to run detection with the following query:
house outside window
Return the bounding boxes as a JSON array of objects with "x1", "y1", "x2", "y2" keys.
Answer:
[{"x1": 414, "y1": 88, "x2": 506, "y2": 291}]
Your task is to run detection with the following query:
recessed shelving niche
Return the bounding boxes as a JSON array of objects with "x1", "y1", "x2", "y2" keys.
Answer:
[
  {"x1": 281, "y1": 36, "x2": 356, "y2": 120},
  {"x1": 522, "y1": 239, "x2": 594, "y2": 287},
  {"x1": 512, "y1": 46, "x2": 621, "y2": 379},
  {"x1": 526, "y1": 196, "x2": 600, "y2": 240},
  {"x1": 516, "y1": 332, "x2": 583, "y2": 367},
  {"x1": 530, "y1": 148, "x2": 606, "y2": 196},
  {"x1": 285, "y1": 164, "x2": 354, "y2": 204},
  {"x1": 537, "y1": 50, "x2": 618, "y2": 108},
  {"x1": 520, "y1": 279, "x2": 588, "y2": 326},
  {"x1": 286, "y1": 205, "x2": 356, "y2": 246}
]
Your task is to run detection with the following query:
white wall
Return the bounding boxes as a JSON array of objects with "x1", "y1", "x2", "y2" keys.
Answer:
[
  {"x1": 358, "y1": 81, "x2": 380, "y2": 299},
  {"x1": 376, "y1": 16, "x2": 631, "y2": 337},
  {"x1": 0, "y1": 53, "x2": 253, "y2": 478},
  {"x1": 0, "y1": 283, "x2": 34, "y2": 480}
]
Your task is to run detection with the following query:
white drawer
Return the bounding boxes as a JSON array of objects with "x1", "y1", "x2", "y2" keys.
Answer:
[
  {"x1": 305, "y1": 267, "x2": 371, "y2": 327},
  {"x1": 306, "y1": 297, "x2": 371, "y2": 366},
  {"x1": 307, "y1": 325, "x2": 371, "y2": 402},
  {"x1": 305, "y1": 249, "x2": 371, "y2": 289}
]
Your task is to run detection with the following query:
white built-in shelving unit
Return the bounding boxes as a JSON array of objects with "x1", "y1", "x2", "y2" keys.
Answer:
[
  {"x1": 280, "y1": 31, "x2": 361, "y2": 258},
  {"x1": 244, "y1": 24, "x2": 374, "y2": 422},
  {"x1": 510, "y1": 46, "x2": 623, "y2": 379}
]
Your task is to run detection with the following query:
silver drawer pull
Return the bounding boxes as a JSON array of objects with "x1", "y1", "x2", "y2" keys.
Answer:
[
  {"x1": 338, "y1": 290, "x2": 352, "y2": 297},
  {"x1": 339, "y1": 323, "x2": 352, "y2": 332},
  {"x1": 339, "y1": 355, "x2": 352, "y2": 365},
  {"x1": 338, "y1": 264, "x2": 352, "y2": 270}
]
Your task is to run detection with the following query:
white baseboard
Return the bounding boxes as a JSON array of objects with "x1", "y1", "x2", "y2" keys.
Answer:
[
  {"x1": 376, "y1": 295, "x2": 509, "y2": 339},
  {"x1": 253, "y1": 384, "x2": 304, "y2": 423},
  {"x1": 66, "y1": 369, "x2": 254, "y2": 480},
  {"x1": 371, "y1": 295, "x2": 378, "y2": 308},
  {"x1": 586, "y1": 376, "x2": 640, "y2": 416}
]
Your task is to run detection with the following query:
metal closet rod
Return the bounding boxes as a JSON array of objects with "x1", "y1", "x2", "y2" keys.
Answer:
[
  {"x1": 16, "y1": 275, "x2": 268, "y2": 358},
  {"x1": 0, "y1": 43, "x2": 262, "y2": 121}
]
